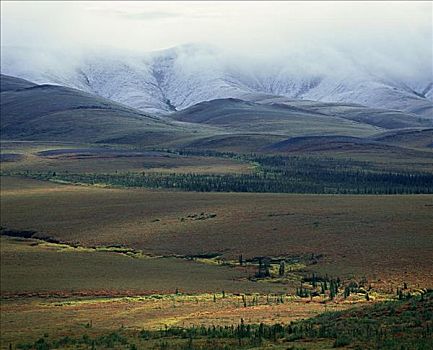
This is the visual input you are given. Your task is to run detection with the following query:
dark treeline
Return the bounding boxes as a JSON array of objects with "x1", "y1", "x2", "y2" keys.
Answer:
[
  {"x1": 9, "y1": 168, "x2": 433, "y2": 196},
  {"x1": 10, "y1": 170, "x2": 433, "y2": 194},
  {"x1": 4, "y1": 151, "x2": 433, "y2": 194}
]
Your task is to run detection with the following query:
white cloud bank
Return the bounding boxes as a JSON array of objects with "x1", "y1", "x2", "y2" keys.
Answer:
[{"x1": 1, "y1": 1, "x2": 432, "y2": 80}]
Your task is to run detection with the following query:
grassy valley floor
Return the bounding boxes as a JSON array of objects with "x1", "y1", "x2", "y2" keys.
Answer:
[{"x1": 1, "y1": 143, "x2": 432, "y2": 349}]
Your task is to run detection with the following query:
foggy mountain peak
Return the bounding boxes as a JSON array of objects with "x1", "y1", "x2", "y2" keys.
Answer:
[{"x1": 1, "y1": 44, "x2": 432, "y2": 117}]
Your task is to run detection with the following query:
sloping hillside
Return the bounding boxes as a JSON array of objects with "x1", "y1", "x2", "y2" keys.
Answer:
[
  {"x1": 0, "y1": 74, "x2": 200, "y2": 144},
  {"x1": 247, "y1": 96, "x2": 433, "y2": 129},
  {"x1": 170, "y1": 98, "x2": 383, "y2": 137},
  {"x1": 1, "y1": 74, "x2": 36, "y2": 91},
  {"x1": 371, "y1": 128, "x2": 433, "y2": 148},
  {"x1": 2, "y1": 74, "x2": 431, "y2": 154}
]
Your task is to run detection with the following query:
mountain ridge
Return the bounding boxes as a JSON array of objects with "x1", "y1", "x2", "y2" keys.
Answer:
[
  {"x1": 2, "y1": 44, "x2": 432, "y2": 117},
  {"x1": 2, "y1": 74, "x2": 432, "y2": 154}
]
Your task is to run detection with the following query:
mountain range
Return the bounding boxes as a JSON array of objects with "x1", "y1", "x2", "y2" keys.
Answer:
[
  {"x1": 2, "y1": 44, "x2": 432, "y2": 117},
  {"x1": 2, "y1": 73, "x2": 432, "y2": 155}
]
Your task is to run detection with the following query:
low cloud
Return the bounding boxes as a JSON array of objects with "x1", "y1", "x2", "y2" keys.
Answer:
[{"x1": 1, "y1": 1, "x2": 431, "y2": 82}]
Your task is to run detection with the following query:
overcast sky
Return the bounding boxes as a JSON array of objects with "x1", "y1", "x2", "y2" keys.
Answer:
[
  {"x1": 1, "y1": 1, "x2": 432, "y2": 79},
  {"x1": 1, "y1": 1, "x2": 431, "y2": 50}
]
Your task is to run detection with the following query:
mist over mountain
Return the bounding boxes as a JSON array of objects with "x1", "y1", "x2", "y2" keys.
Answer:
[{"x1": 2, "y1": 44, "x2": 432, "y2": 117}]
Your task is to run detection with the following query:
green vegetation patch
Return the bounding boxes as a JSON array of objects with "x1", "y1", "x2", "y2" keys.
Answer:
[{"x1": 7, "y1": 152, "x2": 432, "y2": 194}]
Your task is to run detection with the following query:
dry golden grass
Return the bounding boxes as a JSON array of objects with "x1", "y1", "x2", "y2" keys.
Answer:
[
  {"x1": 0, "y1": 293, "x2": 357, "y2": 347},
  {"x1": 0, "y1": 234, "x2": 378, "y2": 348}
]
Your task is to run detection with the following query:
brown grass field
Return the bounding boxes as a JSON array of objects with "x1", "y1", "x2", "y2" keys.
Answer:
[
  {"x1": 0, "y1": 236, "x2": 287, "y2": 296},
  {"x1": 0, "y1": 141, "x2": 254, "y2": 174},
  {"x1": 1, "y1": 234, "x2": 381, "y2": 349},
  {"x1": 2, "y1": 176, "x2": 432, "y2": 288},
  {"x1": 0, "y1": 237, "x2": 368, "y2": 348},
  {"x1": 1, "y1": 147, "x2": 432, "y2": 348}
]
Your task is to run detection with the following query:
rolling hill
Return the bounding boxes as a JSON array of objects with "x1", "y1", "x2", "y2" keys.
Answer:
[
  {"x1": 263, "y1": 134, "x2": 429, "y2": 155},
  {"x1": 170, "y1": 98, "x2": 384, "y2": 137},
  {"x1": 169, "y1": 97, "x2": 433, "y2": 136},
  {"x1": 1, "y1": 74, "x2": 36, "y2": 91},
  {"x1": 246, "y1": 96, "x2": 433, "y2": 129},
  {"x1": 1, "y1": 74, "x2": 432, "y2": 155},
  {"x1": 371, "y1": 128, "x2": 433, "y2": 148},
  {"x1": 0, "y1": 74, "x2": 205, "y2": 145}
]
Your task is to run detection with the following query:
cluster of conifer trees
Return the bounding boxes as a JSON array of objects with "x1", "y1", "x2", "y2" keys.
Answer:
[
  {"x1": 7, "y1": 150, "x2": 433, "y2": 194},
  {"x1": 140, "y1": 292, "x2": 433, "y2": 349}
]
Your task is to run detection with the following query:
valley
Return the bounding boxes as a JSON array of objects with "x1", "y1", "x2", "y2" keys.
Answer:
[
  {"x1": 1, "y1": 59, "x2": 432, "y2": 349},
  {"x1": 1, "y1": 176, "x2": 432, "y2": 349}
]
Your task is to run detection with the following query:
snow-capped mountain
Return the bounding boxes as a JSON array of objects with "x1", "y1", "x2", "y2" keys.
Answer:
[{"x1": 1, "y1": 44, "x2": 432, "y2": 117}]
